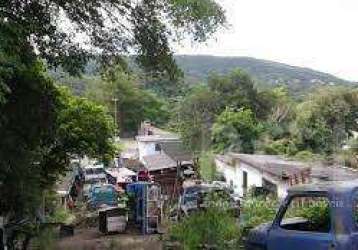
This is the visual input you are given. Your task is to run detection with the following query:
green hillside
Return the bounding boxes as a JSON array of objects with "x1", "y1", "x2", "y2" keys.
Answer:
[
  {"x1": 174, "y1": 55, "x2": 355, "y2": 93},
  {"x1": 51, "y1": 55, "x2": 356, "y2": 96}
]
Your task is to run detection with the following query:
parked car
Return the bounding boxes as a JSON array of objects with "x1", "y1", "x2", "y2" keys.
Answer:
[
  {"x1": 179, "y1": 183, "x2": 240, "y2": 217},
  {"x1": 84, "y1": 165, "x2": 106, "y2": 182},
  {"x1": 179, "y1": 185, "x2": 202, "y2": 216},
  {"x1": 87, "y1": 184, "x2": 118, "y2": 209},
  {"x1": 83, "y1": 177, "x2": 107, "y2": 200},
  {"x1": 245, "y1": 180, "x2": 358, "y2": 250}
]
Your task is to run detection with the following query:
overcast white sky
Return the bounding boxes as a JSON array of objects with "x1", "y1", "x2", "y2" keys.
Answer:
[{"x1": 176, "y1": 0, "x2": 358, "y2": 81}]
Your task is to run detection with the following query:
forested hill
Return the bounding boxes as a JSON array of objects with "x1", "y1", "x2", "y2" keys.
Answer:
[
  {"x1": 52, "y1": 55, "x2": 356, "y2": 97},
  {"x1": 174, "y1": 55, "x2": 355, "y2": 93}
]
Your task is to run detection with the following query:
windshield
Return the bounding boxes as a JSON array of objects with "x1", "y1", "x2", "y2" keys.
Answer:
[
  {"x1": 84, "y1": 178, "x2": 106, "y2": 185},
  {"x1": 85, "y1": 168, "x2": 105, "y2": 175}
]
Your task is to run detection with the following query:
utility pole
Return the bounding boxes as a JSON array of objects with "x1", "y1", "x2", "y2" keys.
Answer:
[{"x1": 112, "y1": 98, "x2": 118, "y2": 135}]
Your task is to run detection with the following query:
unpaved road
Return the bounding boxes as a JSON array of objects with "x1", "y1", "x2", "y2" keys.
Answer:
[{"x1": 55, "y1": 227, "x2": 163, "y2": 250}]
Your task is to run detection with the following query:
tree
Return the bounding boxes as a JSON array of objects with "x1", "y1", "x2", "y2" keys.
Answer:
[
  {"x1": 0, "y1": 60, "x2": 60, "y2": 220},
  {"x1": 212, "y1": 108, "x2": 260, "y2": 153},
  {"x1": 0, "y1": 59, "x2": 115, "y2": 238},
  {"x1": 172, "y1": 85, "x2": 220, "y2": 152},
  {"x1": 208, "y1": 69, "x2": 263, "y2": 118},
  {"x1": 55, "y1": 87, "x2": 116, "y2": 160},
  {"x1": 86, "y1": 65, "x2": 169, "y2": 135},
  {"x1": 257, "y1": 86, "x2": 297, "y2": 154},
  {"x1": 292, "y1": 87, "x2": 358, "y2": 154},
  {"x1": 1, "y1": 0, "x2": 226, "y2": 77},
  {"x1": 198, "y1": 151, "x2": 217, "y2": 181},
  {"x1": 172, "y1": 69, "x2": 266, "y2": 153},
  {"x1": 0, "y1": 0, "x2": 226, "y2": 244}
]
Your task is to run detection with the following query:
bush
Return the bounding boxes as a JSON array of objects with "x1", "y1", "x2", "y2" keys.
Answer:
[
  {"x1": 47, "y1": 207, "x2": 74, "y2": 224},
  {"x1": 198, "y1": 151, "x2": 217, "y2": 181},
  {"x1": 264, "y1": 140, "x2": 287, "y2": 155},
  {"x1": 32, "y1": 228, "x2": 57, "y2": 250},
  {"x1": 263, "y1": 139, "x2": 298, "y2": 156},
  {"x1": 294, "y1": 201, "x2": 330, "y2": 232},
  {"x1": 169, "y1": 206, "x2": 240, "y2": 249},
  {"x1": 293, "y1": 150, "x2": 324, "y2": 161},
  {"x1": 338, "y1": 150, "x2": 358, "y2": 168},
  {"x1": 240, "y1": 196, "x2": 279, "y2": 237}
]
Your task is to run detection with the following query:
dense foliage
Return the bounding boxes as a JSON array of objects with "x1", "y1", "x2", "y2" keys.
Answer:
[
  {"x1": 0, "y1": 61, "x2": 116, "y2": 221},
  {"x1": 1, "y1": 0, "x2": 226, "y2": 77},
  {"x1": 86, "y1": 65, "x2": 170, "y2": 135},
  {"x1": 292, "y1": 87, "x2": 358, "y2": 155},
  {"x1": 198, "y1": 151, "x2": 217, "y2": 181},
  {"x1": 212, "y1": 108, "x2": 261, "y2": 153},
  {"x1": 170, "y1": 66, "x2": 357, "y2": 170},
  {"x1": 172, "y1": 70, "x2": 265, "y2": 153},
  {"x1": 0, "y1": 0, "x2": 227, "y2": 231},
  {"x1": 169, "y1": 195, "x2": 240, "y2": 249},
  {"x1": 172, "y1": 85, "x2": 220, "y2": 152},
  {"x1": 240, "y1": 196, "x2": 279, "y2": 234}
]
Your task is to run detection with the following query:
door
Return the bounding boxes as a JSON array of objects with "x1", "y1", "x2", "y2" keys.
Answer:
[
  {"x1": 242, "y1": 171, "x2": 248, "y2": 196},
  {"x1": 268, "y1": 227, "x2": 334, "y2": 250},
  {"x1": 267, "y1": 194, "x2": 336, "y2": 250}
]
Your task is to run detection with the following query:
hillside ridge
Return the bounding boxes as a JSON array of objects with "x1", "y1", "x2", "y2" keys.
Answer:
[{"x1": 174, "y1": 55, "x2": 354, "y2": 93}]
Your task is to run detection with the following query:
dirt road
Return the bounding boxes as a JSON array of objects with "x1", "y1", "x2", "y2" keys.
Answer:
[{"x1": 55, "y1": 227, "x2": 163, "y2": 250}]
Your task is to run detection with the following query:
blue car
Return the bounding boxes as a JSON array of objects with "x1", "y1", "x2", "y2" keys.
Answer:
[
  {"x1": 88, "y1": 184, "x2": 118, "y2": 209},
  {"x1": 246, "y1": 180, "x2": 358, "y2": 250}
]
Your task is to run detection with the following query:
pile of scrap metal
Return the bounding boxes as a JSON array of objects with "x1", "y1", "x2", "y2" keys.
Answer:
[
  {"x1": 98, "y1": 206, "x2": 128, "y2": 234},
  {"x1": 86, "y1": 182, "x2": 129, "y2": 234},
  {"x1": 87, "y1": 184, "x2": 119, "y2": 210},
  {"x1": 126, "y1": 182, "x2": 161, "y2": 234},
  {"x1": 177, "y1": 181, "x2": 241, "y2": 219}
]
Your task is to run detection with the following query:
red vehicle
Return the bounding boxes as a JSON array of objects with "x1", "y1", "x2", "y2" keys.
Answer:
[{"x1": 137, "y1": 169, "x2": 152, "y2": 182}]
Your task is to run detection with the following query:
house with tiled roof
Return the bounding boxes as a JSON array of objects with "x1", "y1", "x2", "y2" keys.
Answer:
[
  {"x1": 136, "y1": 122, "x2": 195, "y2": 199},
  {"x1": 215, "y1": 153, "x2": 358, "y2": 199}
]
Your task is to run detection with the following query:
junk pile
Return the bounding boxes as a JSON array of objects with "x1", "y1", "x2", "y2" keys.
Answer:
[{"x1": 126, "y1": 182, "x2": 161, "y2": 234}]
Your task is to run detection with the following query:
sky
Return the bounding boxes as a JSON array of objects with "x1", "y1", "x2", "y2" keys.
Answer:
[{"x1": 175, "y1": 0, "x2": 358, "y2": 82}]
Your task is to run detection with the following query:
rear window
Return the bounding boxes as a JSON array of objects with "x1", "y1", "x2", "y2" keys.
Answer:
[
  {"x1": 85, "y1": 168, "x2": 105, "y2": 175},
  {"x1": 280, "y1": 195, "x2": 331, "y2": 233}
]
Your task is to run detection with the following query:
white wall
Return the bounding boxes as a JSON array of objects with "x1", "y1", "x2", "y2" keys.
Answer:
[
  {"x1": 277, "y1": 182, "x2": 289, "y2": 199},
  {"x1": 240, "y1": 162, "x2": 263, "y2": 196},
  {"x1": 138, "y1": 141, "x2": 158, "y2": 162},
  {"x1": 215, "y1": 157, "x2": 289, "y2": 199},
  {"x1": 215, "y1": 158, "x2": 242, "y2": 195}
]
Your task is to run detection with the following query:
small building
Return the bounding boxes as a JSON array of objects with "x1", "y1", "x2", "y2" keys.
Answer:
[
  {"x1": 119, "y1": 138, "x2": 139, "y2": 167},
  {"x1": 215, "y1": 153, "x2": 311, "y2": 199},
  {"x1": 136, "y1": 124, "x2": 194, "y2": 199},
  {"x1": 215, "y1": 153, "x2": 358, "y2": 200},
  {"x1": 136, "y1": 134, "x2": 181, "y2": 162},
  {"x1": 143, "y1": 153, "x2": 179, "y2": 198}
]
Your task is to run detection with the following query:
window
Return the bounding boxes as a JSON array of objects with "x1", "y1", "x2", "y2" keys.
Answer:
[
  {"x1": 243, "y1": 171, "x2": 248, "y2": 194},
  {"x1": 155, "y1": 143, "x2": 161, "y2": 152},
  {"x1": 85, "y1": 168, "x2": 105, "y2": 175},
  {"x1": 280, "y1": 195, "x2": 331, "y2": 233}
]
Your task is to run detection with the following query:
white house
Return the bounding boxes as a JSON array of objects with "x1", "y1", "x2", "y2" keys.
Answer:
[
  {"x1": 215, "y1": 153, "x2": 358, "y2": 199},
  {"x1": 215, "y1": 153, "x2": 311, "y2": 199},
  {"x1": 136, "y1": 134, "x2": 181, "y2": 163}
]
